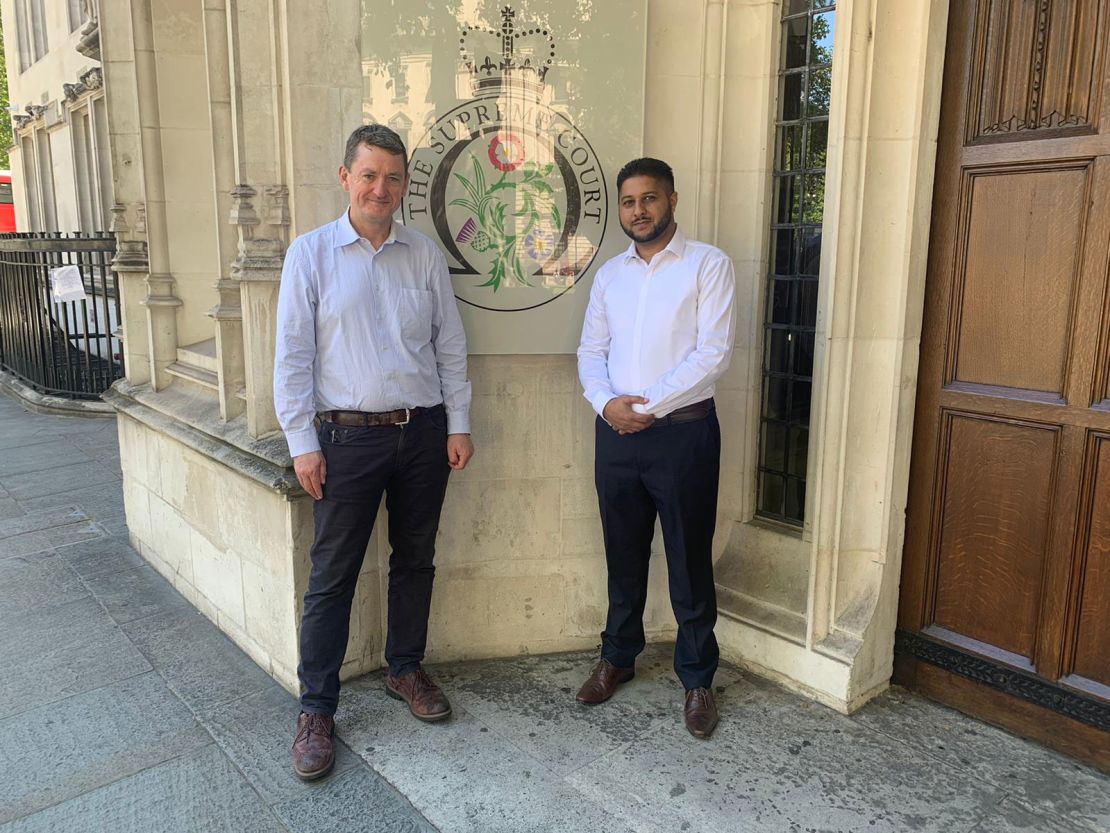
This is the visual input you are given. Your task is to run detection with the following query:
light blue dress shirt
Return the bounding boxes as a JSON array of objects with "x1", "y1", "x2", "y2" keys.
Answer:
[{"x1": 274, "y1": 211, "x2": 472, "y2": 458}]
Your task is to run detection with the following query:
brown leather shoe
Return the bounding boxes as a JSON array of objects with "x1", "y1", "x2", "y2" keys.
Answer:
[
  {"x1": 385, "y1": 667, "x2": 452, "y2": 722},
  {"x1": 292, "y1": 711, "x2": 336, "y2": 780},
  {"x1": 575, "y1": 658, "x2": 635, "y2": 705},
  {"x1": 684, "y1": 687, "x2": 719, "y2": 739}
]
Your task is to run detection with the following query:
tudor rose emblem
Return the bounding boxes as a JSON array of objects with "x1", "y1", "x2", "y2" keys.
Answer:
[{"x1": 403, "y1": 7, "x2": 608, "y2": 313}]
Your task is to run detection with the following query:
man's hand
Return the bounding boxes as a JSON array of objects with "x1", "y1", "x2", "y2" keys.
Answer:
[
  {"x1": 447, "y1": 433, "x2": 474, "y2": 470},
  {"x1": 293, "y1": 451, "x2": 326, "y2": 500},
  {"x1": 603, "y1": 395, "x2": 655, "y2": 435}
]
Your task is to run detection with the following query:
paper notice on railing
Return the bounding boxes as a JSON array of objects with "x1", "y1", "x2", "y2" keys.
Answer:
[{"x1": 50, "y1": 265, "x2": 87, "y2": 303}]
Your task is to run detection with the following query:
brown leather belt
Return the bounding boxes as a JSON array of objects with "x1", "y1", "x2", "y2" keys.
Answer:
[
  {"x1": 648, "y1": 398, "x2": 714, "y2": 428},
  {"x1": 319, "y1": 404, "x2": 440, "y2": 427}
]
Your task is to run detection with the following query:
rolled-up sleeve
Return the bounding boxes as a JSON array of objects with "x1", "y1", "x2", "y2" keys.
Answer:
[
  {"x1": 428, "y1": 247, "x2": 472, "y2": 435},
  {"x1": 274, "y1": 241, "x2": 321, "y2": 457}
]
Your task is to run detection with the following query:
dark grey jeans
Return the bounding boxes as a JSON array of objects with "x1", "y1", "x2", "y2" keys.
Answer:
[{"x1": 298, "y1": 405, "x2": 450, "y2": 716}]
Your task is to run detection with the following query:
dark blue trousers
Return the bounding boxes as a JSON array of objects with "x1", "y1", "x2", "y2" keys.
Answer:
[
  {"x1": 298, "y1": 406, "x2": 450, "y2": 716},
  {"x1": 595, "y1": 410, "x2": 721, "y2": 690}
]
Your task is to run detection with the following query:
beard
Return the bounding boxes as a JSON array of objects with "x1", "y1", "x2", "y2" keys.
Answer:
[{"x1": 621, "y1": 207, "x2": 674, "y2": 244}]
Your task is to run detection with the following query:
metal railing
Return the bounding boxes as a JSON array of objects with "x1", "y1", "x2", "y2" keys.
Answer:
[{"x1": 0, "y1": 232, "x2": 124, "y2": 400}]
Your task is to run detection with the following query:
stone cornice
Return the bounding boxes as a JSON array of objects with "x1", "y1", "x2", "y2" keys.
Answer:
[{"x1": 103, "y1": 380, "x2": 301, "y2": 496}]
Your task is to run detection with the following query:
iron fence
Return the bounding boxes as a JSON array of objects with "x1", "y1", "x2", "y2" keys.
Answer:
[{"x1": 0, "y1": 232, "x2": 123, "y2": 400}]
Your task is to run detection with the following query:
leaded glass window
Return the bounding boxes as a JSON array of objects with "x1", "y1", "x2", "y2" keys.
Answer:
[{"x1": 756, "y1": 0, "x2": 835, "y2": 525}]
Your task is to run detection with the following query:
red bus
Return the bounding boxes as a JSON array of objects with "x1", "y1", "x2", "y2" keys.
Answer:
[{"x1": 0, "y1": 172, "x2": 15, "y2": 232}]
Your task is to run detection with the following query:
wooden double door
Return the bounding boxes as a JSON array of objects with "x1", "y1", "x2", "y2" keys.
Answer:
[{"x1": 897, "y1": 0, "x2": 1110, "y2": 768}]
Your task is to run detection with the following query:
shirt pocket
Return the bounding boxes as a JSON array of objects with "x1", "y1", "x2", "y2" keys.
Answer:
[{"x1": 397, "y1": 288, "x2": 433, "y2": 345}]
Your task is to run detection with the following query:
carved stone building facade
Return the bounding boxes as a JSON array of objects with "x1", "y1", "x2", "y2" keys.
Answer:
[
  {"x1": 1, "y1": 0, "x2": 110, "y2": 231},
  {"x1": 16, "y1": 0, "x2": 1106, "y2": 765}
]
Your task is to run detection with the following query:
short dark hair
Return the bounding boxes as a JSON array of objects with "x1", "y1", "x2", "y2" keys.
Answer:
[
  {"x1": 616, "y1": 157, "x2": 675, "y2": 193},
  {"x1": 343, "y1": 124, "x2": 408, "y2": 171}
]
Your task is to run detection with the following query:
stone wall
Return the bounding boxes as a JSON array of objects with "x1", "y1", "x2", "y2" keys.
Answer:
[{"x1": 103, "y1": 0, "x2": 951, "y2": 712}]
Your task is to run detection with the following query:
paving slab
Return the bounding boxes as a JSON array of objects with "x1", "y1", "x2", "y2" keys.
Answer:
[
  {"x1": 0, "y1": 442, "x2": 96, "y2": 478},
  {"x1": 851, "y1": 688, "x2": 1110, "y2": 833},
  {"x1": 565, "y1": 683, "x2": 1008, "y2": 833},
  {"x1": 436, "y1": 643, "x2": 745, "y2": 776},
  {"x1": 122, "y1": 608, "x2": 275, "y2": 713},
  {"x1": 274, "y1": 766, "x2": 439, "y2": 833},
  {"x1": 340, "y1": 674, "x2": 633, "y2": 833},
  {"x1": 0, "y1": 420, "x2": 115, "y2": 452},
  {"x1": 54, "y1": 534, "x2": 145, "y2": 579},
  {"x1": 0, "y1": 506, "x2": 90, "y2": 539},
  {"x1": 17, "y1": 482, "x2": 125, "y2": 522},
  {"x1": 199, "y1": 684, "x2": 362, "y2": 806},
  {"x1": 0, "y1": 460, "x2": 120, "y2": 501},
  {"x1": 969, "y1": 798, "x2": 1080, "y2": 833},
  {"x1": 0, "y1": 597, "x2": 151, "y2": 720},
  {"x1": 0, "y1": 519, "x2": 106, "y2": 560},
  {"x1": 0, "y1": 745, "x2": 287, "y2": 833},
  {"x1": 83, "y1": 564, "x2": 191, "y2": 624},
  {"x1": 0, "y1": 671, "x2": 212, "y2": 824},
  {"x1": 0, "y1": 498, "x2": 23, "y2": 520},
  {"x1": 97, "y1": 514, "x2": 129, "y2": 536},
  {"x1": 0, "y1": 550, "x2": 87, "y2": 615}
]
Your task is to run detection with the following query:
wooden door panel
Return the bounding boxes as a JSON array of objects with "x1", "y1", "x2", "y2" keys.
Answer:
[
  {"x1": 951, "y1": 164, "x2": 1090, "y2": 396},
  {"x1": 1069, "y1": 434, "x2": 1110, "y2": 691},
  {"x1": 969, "y1": 0, "x2": 1106, "y2": 143},
  {"x1": 931, "y1": 413, "x2": 1058, "y2": 660},
  {"x1": 898, "y1": 0, "x2": 1110, "y2": 765}
]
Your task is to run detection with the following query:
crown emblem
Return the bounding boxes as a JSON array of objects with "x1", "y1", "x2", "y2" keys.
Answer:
[{"x1": 460, "y1": 7, "x2": 556, "y2": 96}]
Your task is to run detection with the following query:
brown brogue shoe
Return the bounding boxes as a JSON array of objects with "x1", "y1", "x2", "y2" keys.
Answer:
[
  {"x1": 575, "y1": 658, "x2": 635, "y2": 705},
  {"x1": 386, "y1": 667, "x2": 452, "y2": 722},
  {"x1": 684, "y1": 687, "x2": 719, "y2": 739},
  {"x1": 292, "y1": 711, "x2": 336, "y2": 781}
]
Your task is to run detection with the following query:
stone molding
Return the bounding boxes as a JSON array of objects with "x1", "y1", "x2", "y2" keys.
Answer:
[
  {"x1": 229, "y1": 183, "x2": 288, "y2": 283},
  {"x1": 104, "y1": 379, "x2": 299, "y2": 495},
  {"x1": 110, "y1": 203, "x2": 151, "y2": 273},
  {"x1": 76, "y1": 0, "x2": 101, "y2": 61},
  {"x1": 63, "y1": 67, "x2": 105, "y2": 104},
  {"x1": 0, "y1": 370, "x2": 115, "y2": 418},
  {"x1": 12, "y1": 104, "x2": 46, "y2": 132}
]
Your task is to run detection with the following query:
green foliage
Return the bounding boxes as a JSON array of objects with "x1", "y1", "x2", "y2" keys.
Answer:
[
  {"x1": 450, "y1": 155, "x2": 560, "y2": 291},
  {"x1": 0, "y1": 21, "x2": 11, "y2": 170}
]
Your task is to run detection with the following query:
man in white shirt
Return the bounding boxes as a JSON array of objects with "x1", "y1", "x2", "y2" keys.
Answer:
[
  {"x1": 576, "y1": 157, "x2": 736, "y2": 738},
  {"x1": 275, "y1": 124, "x2": 474, "y2": 780}
]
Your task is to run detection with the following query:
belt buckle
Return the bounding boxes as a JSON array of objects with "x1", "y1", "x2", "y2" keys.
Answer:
[{"x1": 397, "y1": 408, "x2": 411, "y2": 426}]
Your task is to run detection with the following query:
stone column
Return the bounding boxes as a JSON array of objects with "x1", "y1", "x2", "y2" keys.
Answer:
[
  {"x1": 203, "y1": 0, "x2": 246, "y2": 422},
  {"x1": 220, "y1": 0, "x2": 296, "y2": 438},
  {"x1": 109, "y1": 203, "x2": 151, "y2": 385},
  {"x1": 100, "y1": 0, "x2": 182, "y2": 392},
  {"x1": 805, "y1": 0, "x2": 950, "y2": 705},
  {"x1": 231, "y1": 186, "x2": 287, "y2": 437}
]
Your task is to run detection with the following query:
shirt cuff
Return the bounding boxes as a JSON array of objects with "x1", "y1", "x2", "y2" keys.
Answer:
[
  {"x1": 446, "y1": 408, "x2": 471, "y2": 435},
  {"x1": 285, "y1": 427, "x2": 321, "y2": 458},
  {"x1": 590, "y1": 390, "x2": 616, "y2": 418}
]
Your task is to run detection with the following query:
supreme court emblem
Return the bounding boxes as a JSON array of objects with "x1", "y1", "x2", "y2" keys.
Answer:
[{"x1": 403, "y1": 7, "x2": 608, "y2": 313}]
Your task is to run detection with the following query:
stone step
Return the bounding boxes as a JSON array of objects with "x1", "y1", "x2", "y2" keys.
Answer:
[
  {"x1": 165, "y1": 361, "x2": 219, "y2": 391},
  {"x1": 176, "y1": 339, "x2": 218, "y2": 374}
]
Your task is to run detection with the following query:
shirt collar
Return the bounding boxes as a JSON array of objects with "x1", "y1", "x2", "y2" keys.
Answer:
[
  {"x1": 623, "y1": 226, "x2": 687, "y2": 265},
  {"x1": 333, "y1": 210, "x2": 409, "y2": 250}
]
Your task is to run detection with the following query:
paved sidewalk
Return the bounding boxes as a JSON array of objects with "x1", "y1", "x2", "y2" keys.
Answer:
[{"x1": 0, "y1": 392, "x2": 1106, "y2": 833}]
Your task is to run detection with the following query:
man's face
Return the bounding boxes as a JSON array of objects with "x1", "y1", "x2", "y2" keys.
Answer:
[
  {"x1": 340, "y1": 143, "x2": 408, "y2": 229},
  {"x1": 618, "y1": 175, "x2": 678, "y2": 245}
]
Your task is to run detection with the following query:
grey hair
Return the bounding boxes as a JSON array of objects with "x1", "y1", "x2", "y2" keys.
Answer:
[{"x1": 343, "y1": 124, "x2": 408, "y2": 170}]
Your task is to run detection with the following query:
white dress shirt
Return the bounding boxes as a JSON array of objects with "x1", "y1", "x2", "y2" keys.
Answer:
[
  {"x1": 577, "y1": 228, "x2": 736, "y2": 418},
  {"x1": 274, "y1": 211, "x2": 472, "y2": 458}
]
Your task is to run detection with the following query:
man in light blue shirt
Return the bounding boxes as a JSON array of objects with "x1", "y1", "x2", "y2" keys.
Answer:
[{"x1": 275, "y1": 124, "x2": 474, "y2": 781}]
